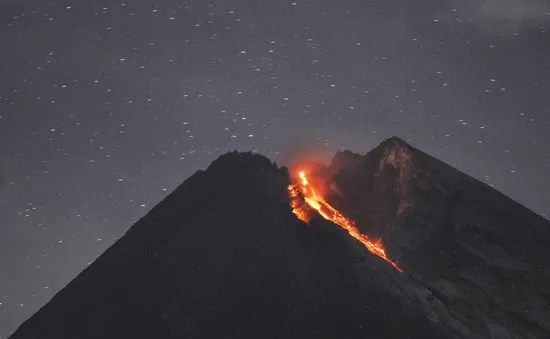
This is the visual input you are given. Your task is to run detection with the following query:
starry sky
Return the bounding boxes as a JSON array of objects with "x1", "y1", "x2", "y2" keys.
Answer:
[{"x1": 1, "y1": 0, "x2": 549, "y2": 336}]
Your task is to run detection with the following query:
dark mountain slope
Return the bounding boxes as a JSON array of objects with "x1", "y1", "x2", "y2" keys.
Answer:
[
  {"x1": 326, "y1": 137, "x2": 550, "y2": 339},
  {"x1": 9, "y1": 151, "x2": 451, "y2": 339}
]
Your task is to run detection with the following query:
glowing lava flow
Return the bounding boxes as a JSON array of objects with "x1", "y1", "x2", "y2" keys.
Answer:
[{"x1": 288, "y1": 171, "x2": 403, "y2": 272}]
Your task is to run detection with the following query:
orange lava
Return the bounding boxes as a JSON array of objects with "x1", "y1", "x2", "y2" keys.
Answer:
[{"x1": 288, "y1": 171, "x2": 403, "y2": 272}]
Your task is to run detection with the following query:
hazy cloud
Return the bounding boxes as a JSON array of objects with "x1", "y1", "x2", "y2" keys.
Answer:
[{"x1": 446, "y1": 0, "x2": 550, "y2": 35}]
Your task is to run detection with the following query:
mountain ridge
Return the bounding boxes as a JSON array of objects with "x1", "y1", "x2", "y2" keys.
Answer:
[
  {"x1": 333, "y1": 137, "x2": 548, "y2": 223},
  {"x1": 8, "y1": 137, "x2": 550, "y2": 339},
  {"x1": 325, "y1": 137, "x2": 550, "y2": 338}
]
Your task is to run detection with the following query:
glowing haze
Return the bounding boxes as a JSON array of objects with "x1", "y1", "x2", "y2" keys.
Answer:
[{"x1": 288, "y1": 170, "x2": 403, "y2": 272}]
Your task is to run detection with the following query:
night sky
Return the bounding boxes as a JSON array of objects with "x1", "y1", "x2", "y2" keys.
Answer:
[{"x1": 1, "y1": 0, "x2": 549, "y2": 336}]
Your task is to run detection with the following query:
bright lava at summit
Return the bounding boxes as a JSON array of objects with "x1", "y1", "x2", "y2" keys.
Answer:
[{"x1": 288, "y1": 171, "x2": 403, "y2": 272}]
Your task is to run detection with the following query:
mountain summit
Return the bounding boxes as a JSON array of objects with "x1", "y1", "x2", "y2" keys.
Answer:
[
  {"x1": 9, "y1": 138, "x2": 550, "y2": 339},
  {"x1": 327, "y1": 137, "x2": 550, "y2": 338}
]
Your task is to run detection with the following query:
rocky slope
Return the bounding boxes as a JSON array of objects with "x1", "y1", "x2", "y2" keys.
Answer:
[{"x1": 326, "y1": 137, "x2": 550, "y2": 339}]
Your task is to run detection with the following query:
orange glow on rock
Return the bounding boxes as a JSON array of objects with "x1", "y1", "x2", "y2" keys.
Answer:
[{"x1": 288, "y1": 171, "x2": 403, "y2": 272}]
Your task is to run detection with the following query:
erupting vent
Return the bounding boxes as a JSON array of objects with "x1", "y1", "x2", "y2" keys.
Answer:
[{"x1": 288, "y1": 171, "x2": 403, "y2": 272}]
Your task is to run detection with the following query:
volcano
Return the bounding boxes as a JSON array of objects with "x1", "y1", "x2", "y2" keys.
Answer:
[{"x1": 8, "y1": 137, "x2": 550, "y2": 339}]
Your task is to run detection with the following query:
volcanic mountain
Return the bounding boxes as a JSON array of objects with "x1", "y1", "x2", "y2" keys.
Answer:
[{"x1": 9, "y1": 137, "x2": 550, "y2": 339}]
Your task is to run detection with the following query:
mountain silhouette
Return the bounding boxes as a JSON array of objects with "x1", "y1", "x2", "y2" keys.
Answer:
[
  {"x1": 8, "y1": 138, "x2": 550, "y2": 339},
  {"x1": 326, "y1": 137, "x2": 550, "y2": 338}
]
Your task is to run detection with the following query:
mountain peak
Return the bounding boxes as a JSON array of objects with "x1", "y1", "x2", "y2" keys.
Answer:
[
  {"x1": 375, "y1": 137, "x2": 415, "y2": 172},
  {"x1": 378, "y1": 136, "x2": 412, "y2": 150},
  {"x1": 206, "y1": 150, "x2": 279, "y2": 175},
  {"x1": 323, "y1": 137, "x2": 550, "y2": 338}
]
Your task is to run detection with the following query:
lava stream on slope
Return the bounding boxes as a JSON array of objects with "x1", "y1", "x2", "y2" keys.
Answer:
[{"x1": 288, "y1": 171, "x2": 403, "y2": 272}]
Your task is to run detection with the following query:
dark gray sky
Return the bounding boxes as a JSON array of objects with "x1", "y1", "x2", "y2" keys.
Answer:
[{"x1": 1, "y1": 0, "x2": 549, "y2": 336}]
